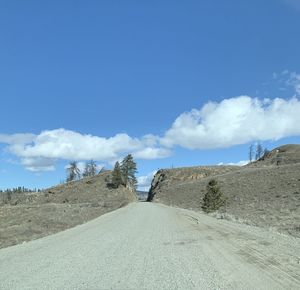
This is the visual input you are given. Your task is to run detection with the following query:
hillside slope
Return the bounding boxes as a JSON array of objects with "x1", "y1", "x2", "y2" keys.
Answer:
[
  {"x1": 148, "y1": 145, "x2": 300, "y2": 237},
  {"x1": 0, "y1": 171, "x2": 137, "y2": 249}
]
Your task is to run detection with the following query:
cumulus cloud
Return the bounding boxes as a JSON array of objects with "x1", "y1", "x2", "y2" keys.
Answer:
[
  {"x1": 0, "y1": 129, "x2": 171, "y2": 171},
  {"x1": 2, "y1": 95, "x2": 300, "y2": 172},
  {"x1": 137, "y1": 170, "x2": 157, "y2": 191},
  {"x1": 161, "y1": 96, "x2": 300, "y2": 149}
]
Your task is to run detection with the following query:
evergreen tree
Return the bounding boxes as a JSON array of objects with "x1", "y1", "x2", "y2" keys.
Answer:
[
  {"x1": 66, "y1": 161, "x2": 81, "y2": 182},
  {"x1": 202, "y1": 179, "x2": 225, "y2": 213},
  {"x1": 120, "y1": 154, "x2": 137, "y2": 189},
  {"x1": 111, "y1": 161, "x2": 123, "y2": 188}
]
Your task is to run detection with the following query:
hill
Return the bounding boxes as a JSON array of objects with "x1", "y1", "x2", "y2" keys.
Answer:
[
  {"x1": 147, "y1": 144, "x2": 300, "y2": 237},
  {"x1": 249, "y1": 144, "x2": 300, "y2": 166},
  {"x1": 0, "y1": 171, "x2": 137, "y2": 249}
]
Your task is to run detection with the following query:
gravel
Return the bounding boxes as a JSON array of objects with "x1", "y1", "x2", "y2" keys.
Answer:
[{"x1": 0, "y1": 202, "x2": 299, "y2": 289}]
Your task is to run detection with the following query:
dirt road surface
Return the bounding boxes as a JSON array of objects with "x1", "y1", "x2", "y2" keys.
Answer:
[{"x1": 0, "y1": 202, "x2": 299, "y2": 289}]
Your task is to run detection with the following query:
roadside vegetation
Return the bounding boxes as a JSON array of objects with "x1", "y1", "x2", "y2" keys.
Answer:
[
  {"x1": 202, "y1": 179, "x2": 226, "y2": 213},
  {"x1": 108, "y1": 154, "x2": 138, "y2": 190}
]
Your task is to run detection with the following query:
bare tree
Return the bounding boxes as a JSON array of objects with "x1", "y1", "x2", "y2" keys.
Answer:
[
  {"x1": 255, "y1": 143, "x2": 263, "y2": 160},
  {"x1": 83, "y1": 160, "x2": 97, "y2": 177},
  {"x1": 249, "y1": 144, "x2": 254, "y2": 162},
  {"x1": 66, "y1": 161, "x2": 81, "y2": 182},
  {"x1": 89, "y1": 160, "x2": 97, "y2": 176}
]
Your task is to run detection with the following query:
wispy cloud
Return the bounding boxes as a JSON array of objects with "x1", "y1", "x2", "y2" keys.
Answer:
[
  {"x1": 283, "y1": 0, "x2": 300, "y2": 11},
  {"x1": 0, "y1": 133, "x2": 36, "y2": 145},
  {"x1": 286, "y1": 72, "x2": 300, "y2": 95},
  {"x1": 21, "y1": 157, "x2": 56, "y2": 172}
]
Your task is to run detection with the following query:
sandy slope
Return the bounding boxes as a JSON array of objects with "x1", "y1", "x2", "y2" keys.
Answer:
[{"x1": 0, "y1": 202, "x2": 299, "y2": 289}]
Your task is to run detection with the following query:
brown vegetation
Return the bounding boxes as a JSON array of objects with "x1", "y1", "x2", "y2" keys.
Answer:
[
  {"x1": 0, "y1": 171, "x2": 137, "y2": 249},
  {"x1": 148, "y1": 144, "x2": 300, "y2": 238}
]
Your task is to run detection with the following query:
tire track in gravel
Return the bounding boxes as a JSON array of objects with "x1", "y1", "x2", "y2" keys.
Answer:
[{"x1": 0, "y1": 202, "x2": 299, "y2": 289}]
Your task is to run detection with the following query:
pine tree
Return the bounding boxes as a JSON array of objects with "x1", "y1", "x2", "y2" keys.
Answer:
[
  {"x1": 202, "y1": 179, "x2": 225, "y2": 213},
  {"x1": 66, "y1": 161, "x2": 81, "y2": 182},
  {"x1": 111, "y1": 161, "x2": 123, "y2": 188},
  {"x1": 120, "y1": 154, "x2": 137, "y2": 189}
]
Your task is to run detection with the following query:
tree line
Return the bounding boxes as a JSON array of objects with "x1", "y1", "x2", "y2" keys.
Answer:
[
  {"x1": 65, "y1": 154, "x2": 138, "y2": 190},
  {"x1": 0, "y1": 187, "x2": 41, "y2": 193},
  {"x1": 66, "y1": 159, "x2": 104, "y2": 182}
]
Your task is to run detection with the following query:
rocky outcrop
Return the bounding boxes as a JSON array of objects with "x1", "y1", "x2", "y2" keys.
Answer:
[{"x1": 147, "y1": 166, "x2": 239, "y2": 202}]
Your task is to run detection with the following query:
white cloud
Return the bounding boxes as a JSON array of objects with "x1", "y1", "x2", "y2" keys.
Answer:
[
  {"x1": 134, "y1": 147, "x2": 171, "y2": 159},
  {"x1": 161, "y1": 96, "x2": 300, "y2": 149},
  {"x1": 0, "y1": 129, "x2": 170, "y2": 171},
  {"x1": 137, "y1": 170, "x2": 157, "y2": 191},
  {"x1": 2, "y1": 94, "x2": 300, "y2": 173},
  {"x1": 218, "y1": 160, "x2": 249, "y2": 166},
  {"x1": 287, "y1": 72, "x2": 300, "y2": 95},
  {"x1": 21, "y1": 157, "x2": 56, "y2": 172},
  {"x1": 0, "y1": 133, "x2": 36, "y2": 145}
]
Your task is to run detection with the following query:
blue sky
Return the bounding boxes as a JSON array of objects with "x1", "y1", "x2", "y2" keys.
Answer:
[{"x1": 1, "y1": 0, "x2": 300, "y2": 190}]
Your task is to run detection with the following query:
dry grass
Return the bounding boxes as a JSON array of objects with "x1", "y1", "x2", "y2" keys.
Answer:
[
  {"x1": 149, "y1": 145, "x2": 300, "y2": 238},
  {"x1": 0, "y1": 171, "x2": 137, "y2": 249}
]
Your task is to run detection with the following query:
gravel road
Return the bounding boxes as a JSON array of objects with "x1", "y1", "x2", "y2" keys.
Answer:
[{"x1": 0, "y1": 202, "x2": 300, "y2": 289}]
